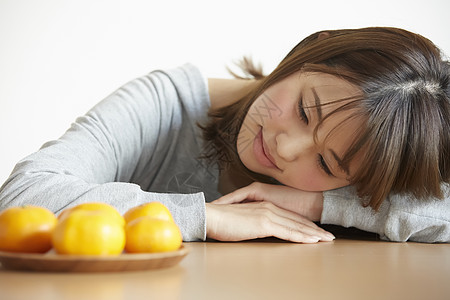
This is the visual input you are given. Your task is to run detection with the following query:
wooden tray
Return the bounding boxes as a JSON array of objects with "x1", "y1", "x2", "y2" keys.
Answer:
[{"x1": 0, "y1": 246, "x2": 189, "y2": 273}]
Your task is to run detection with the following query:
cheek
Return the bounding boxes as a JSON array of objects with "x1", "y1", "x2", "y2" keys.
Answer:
[
  {"x1": 301, "y1": 177, "x2": 325, "y2": 191},
  {"x1": 249, "y1": 92, "x2": 288, "y2": 126},
  {"x1": 281, "y1": 165, "x2": 345, "y2": 192},
  {"x1": 237, "y1": 117, "x2": 258, "y2": 167},
  {"x1": 282, "y1": 167, "x2": 326, "y2": 191}
]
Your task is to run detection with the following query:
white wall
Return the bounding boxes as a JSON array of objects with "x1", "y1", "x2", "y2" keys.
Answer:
[{"x1": 0, "y1": 0, "x2": 449, "y2": 183}]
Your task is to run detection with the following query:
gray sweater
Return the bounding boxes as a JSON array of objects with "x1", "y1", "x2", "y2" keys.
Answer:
[{"x1": 0, "y1": 64, "x2": 449, "y2": 243}]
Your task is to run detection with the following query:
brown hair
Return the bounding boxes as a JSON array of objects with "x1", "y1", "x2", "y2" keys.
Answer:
[{"x1": 201, "y1": 27, "x2": 450, "y2": 210}]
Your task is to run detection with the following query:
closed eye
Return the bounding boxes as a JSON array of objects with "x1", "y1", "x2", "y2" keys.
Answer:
[
  {"x1": 298, "y1": 94, "x2": 309, "y2": 124},
  {"x1": 317, "y1": 154, "x2": 334, "y2": 177}
]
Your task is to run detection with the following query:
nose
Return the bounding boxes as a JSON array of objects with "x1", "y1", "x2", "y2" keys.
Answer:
[{"x1": 276, "y1": 132, "x2": 315, "y2": 162}]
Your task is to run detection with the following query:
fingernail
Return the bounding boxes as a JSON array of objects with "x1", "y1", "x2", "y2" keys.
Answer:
[
  {"x1": 304, "y1": 236, "x2": 320, "y2": 243},
  {"x1": 320, "y1": 235, "x2": 334, "y2": 242},
  {"x1": 326, "y1": 233, "x2": 336, "y2": 240}
]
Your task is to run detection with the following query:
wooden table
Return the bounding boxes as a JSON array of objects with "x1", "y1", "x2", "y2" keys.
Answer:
[{"x1": 0, "y1": 239, "x2": 449, "y2": 300}]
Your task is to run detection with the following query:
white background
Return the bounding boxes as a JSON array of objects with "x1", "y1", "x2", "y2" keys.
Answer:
[{"x1": 0, "y1": 0, "x2": 449, "y2": 184}]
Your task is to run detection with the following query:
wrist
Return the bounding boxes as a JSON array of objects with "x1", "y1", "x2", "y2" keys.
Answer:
[
  {"x1": 310, "y1": 192, "x2": 324, "y2": 221},
  {"x1": 205, "y1": 203, "x2": 216, "y2": 238}
]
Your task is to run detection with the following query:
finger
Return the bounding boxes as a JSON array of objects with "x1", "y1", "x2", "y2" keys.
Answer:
[
  {"x1": 255, "y1": 201, "x2": 319, "y2": 228},
  {"x1": 265, "y1": 222, "x2": 322, "y2": 244},
  {"x1": 213, "y1": 182, "x2": 271, "y2": 204},
  {"x1": 272, "y1": 216, "x2": 334, "y2": 242},
  {"x1": 255, "y1": 202, "x2": 335, "y2": 241},
  {"x1": 212, "y1": 185, "x2": 256, "y2": 204}
]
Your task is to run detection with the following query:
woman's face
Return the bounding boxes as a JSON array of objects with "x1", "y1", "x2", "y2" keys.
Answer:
[{"x1": 237, "y1": 71, "x2": 364, "y2": 191}]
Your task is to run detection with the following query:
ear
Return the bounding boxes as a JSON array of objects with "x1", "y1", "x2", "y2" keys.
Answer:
[{"x1": 318, "y1": 32, "x2": 330, "y2": 40}]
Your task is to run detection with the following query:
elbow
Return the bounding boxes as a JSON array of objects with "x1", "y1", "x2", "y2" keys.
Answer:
[{"x1": 384, "y1": 213, "x2": 450, "y2": 243}]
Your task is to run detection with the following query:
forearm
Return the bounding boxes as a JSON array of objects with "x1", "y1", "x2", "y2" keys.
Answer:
[
  {"x1": 307, "y1": 192, "x2": 324, "y2": 222},
  {"x1": 320, "y1": 185, "x2": 450, "y2": 243},
  {"x1": 320, "y1": 187, "x2": 388, "y2": 235},
  {"x1": 0, "y1": 170, "x2": 207, "y2": 241}
]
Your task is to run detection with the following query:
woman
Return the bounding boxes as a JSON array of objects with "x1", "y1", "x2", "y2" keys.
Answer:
[{"x1": 0, "y1": 27, "x2": 449, "y2": 243}]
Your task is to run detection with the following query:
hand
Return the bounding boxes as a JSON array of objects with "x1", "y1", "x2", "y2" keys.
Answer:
[
  {"x1": 206, "y1": 201, "x2": 335, "y2": 243},
  {"x1": 212, "y1": 182, "x2": 324, "y2": 221}
]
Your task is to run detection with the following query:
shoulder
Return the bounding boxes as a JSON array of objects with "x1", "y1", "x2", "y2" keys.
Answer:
[
  {"x1": 153, "y1": 64, "x2": 210, "y2": 113},
  {"x1": 155, "y1": 64, "x2": 259, "y2": 112},
  {"x1": 143, "y1": 64, "x2": 207, "y2": 97}
]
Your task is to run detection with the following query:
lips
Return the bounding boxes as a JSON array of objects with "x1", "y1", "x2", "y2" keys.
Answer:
[{"x1": 253, "y1": 128, "x2": 279, "y2": 169}]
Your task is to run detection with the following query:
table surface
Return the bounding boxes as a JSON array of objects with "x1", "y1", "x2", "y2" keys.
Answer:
[{"x1": 0, "y1": 238, "x2": 449, "y2": 300}]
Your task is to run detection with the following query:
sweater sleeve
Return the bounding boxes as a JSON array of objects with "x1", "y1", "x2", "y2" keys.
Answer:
[
  {"x1": 0, "y1": 65, "x2": 207, "y2": 241},
  {"x1": 321, "y1": 184, "x2": 450, "y2": 243}
]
